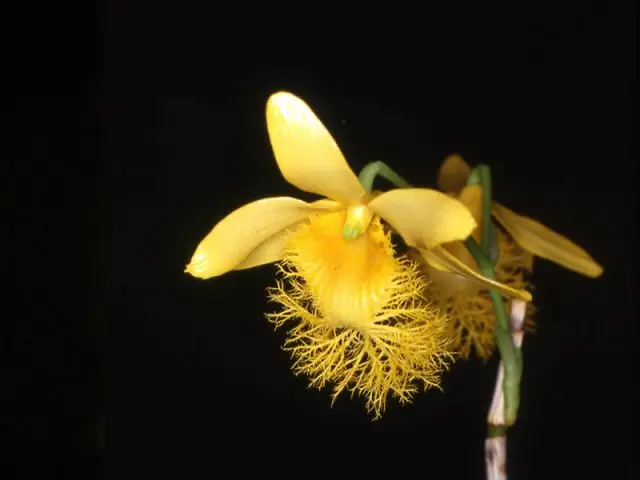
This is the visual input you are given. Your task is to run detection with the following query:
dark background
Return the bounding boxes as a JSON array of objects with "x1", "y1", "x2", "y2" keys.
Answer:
[{"x1": 9, "y1": 2, "x2": 635, "y2": 479}]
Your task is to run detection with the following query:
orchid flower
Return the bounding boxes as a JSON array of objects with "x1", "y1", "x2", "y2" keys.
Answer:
[
  {"x1": 184, "y1": 92, "x2": 530, "y2": 417},
  {"x1": 419, "y1": 154, "x2": 603, "y2": 359}
]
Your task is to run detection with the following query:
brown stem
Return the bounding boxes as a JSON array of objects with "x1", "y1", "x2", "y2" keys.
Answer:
[{"x1": 485, "y1": 300, "x2": 527, "y2": 480}]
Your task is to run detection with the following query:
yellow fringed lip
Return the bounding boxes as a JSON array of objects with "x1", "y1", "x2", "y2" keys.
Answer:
[{"x1": 268, "y1": 210, "x2": 454, "y2": 419}]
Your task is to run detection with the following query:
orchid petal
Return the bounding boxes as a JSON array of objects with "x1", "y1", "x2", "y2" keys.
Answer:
[
  {"x1": 437, "y1": 154, "x2": 472, "y2": 193},
  {"x1": 367, "y1": 188, "x2": 477, "y2": 249},
  {"x1": 266, "y1": 92, "x2": 365, "y2": 204},
  {"x1": 185, "y1": 197, "x2": 338, "y2": 279},
  {"x1": 492, "y1": 202, "x2": 603, "y2": 278},
  {"x1": 419, "y1": 245, "x2": 533, "y2": 302},
  {"x1": 458, "y1": 183, "x2": 484, "y2": 227},
  {"x1": 234, "y1": 199, "x2": 341, "y2": 270}
]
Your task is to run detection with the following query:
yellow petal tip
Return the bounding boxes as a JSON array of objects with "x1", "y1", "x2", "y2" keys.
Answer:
[
  {"x1": 266, "y1": 91, "x2": 308, "y2": 119},
  {"x1": 184, "y1": 263, "x2": 202, "y2": 279},
  {"x1": 586, "y1": 263, "x2": 604, "y2": 278},
  {"x1": 184, "y1": 249, "x2": 215, "y2": 279},
  {"x1": 184, "y1": 264, "x2": 197, "y2": 276},
  {"x1": 268, "y1": 90, "x2": 296, "y2": 103}
]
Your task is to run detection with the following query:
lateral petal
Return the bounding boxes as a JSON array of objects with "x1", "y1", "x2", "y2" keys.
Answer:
[
  {"x1": 367, "y1": 188, "x2": 477, "y2": 249},
  {"x1": 492, "y1": 202, "x2": 603, "y2": 278},
  {"x1": 185, "y1": 197, "x2": 338, "y2": 279}
]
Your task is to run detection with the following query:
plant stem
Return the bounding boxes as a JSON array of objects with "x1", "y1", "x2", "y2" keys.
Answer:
[
  {"x1": 467, "y1": 164, "x2": 495, "y2": 257},
  {"x1": 464, "y1": 238, "x2": 522, "y2": 426},
  {"x1": 485, "y1": 300, "x2": 527, "y2": 480},
  {"x1": 358, "y1": 161, "x2": 411, "y2": 192},
  {"x1": 465, "y1": 163, "x2": 522, "y2": 427}
]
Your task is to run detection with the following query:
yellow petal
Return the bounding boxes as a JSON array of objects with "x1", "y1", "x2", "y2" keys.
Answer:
[
  {"x1": 185, "y1": 197, "x2": 338, "y2": 279},
  {"x1": 234, "y1": 229, "x2": 290, "y2": 271},
  {"x1": 234, "y1": 199, "x2": 342, "y2": 271},
  {"x1": 437, "y1": 154, "x2": 471, "y2": 193},
  {"x1": 419, "y1": 246, "x2": 533, "y2": 302},
  {"x1": 458, "y1": 183, "x2": 490, "y2": 246},
  {"x1": 266, "y1": 92, "x2": 365, "y2": 204},
  {"x1": 458, "y1": 183, "x2": 484, "y2": 230},
  {"x1": 492, "y1": 202, "x2": 603, "y2": 278},
  {"x1": 367, "y1": 188, "x2": 477, "y2": 249}
]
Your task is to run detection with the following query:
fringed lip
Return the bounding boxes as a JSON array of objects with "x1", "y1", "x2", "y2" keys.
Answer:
[{"x1": 266, "y1": 210, "x2": 454, "y2": 418}]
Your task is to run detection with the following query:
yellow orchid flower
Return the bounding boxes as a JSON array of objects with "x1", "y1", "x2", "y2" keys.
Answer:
[
  {"x1": 418, "y1": 154, "x2": 603, "y2": 359},
  {"x1": 185, "y1": 91, "x2": 485, "y2": 418}
]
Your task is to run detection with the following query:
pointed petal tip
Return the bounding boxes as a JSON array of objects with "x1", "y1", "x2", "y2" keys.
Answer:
[
  {"x1": 585, "y1": 263, "x2": 604, "y2": 278},
  {"x1": 184, "y1": 263, "x2": 198, "y2": 277},
  {"x1": 184, "y1": 257, "x2": 211, "y2": 279}
]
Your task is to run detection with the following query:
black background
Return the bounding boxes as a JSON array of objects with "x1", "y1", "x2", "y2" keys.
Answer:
[{"x1": 9, "y1": 1, "x2": 635, "y2": 479}]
